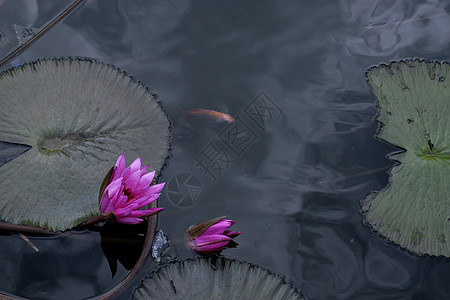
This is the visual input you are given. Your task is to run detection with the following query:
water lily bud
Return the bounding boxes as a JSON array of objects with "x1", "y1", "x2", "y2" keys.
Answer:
[{"x1": 186, "y1": 216, "x2": 241, "y2": 255}]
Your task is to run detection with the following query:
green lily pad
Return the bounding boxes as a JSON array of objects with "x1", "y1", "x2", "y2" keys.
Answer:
[
  {"x1": 0, "y1": 58, "x2": 170, "y2": 231},
  {"x1": 132, "y1": 257, "x2": 305, "y2": 300},
  {"x1": 363, "y1": 59, "x2": 450, "y2": 257}
]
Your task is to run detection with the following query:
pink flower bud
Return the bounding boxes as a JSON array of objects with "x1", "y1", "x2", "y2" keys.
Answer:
[{"x1": 187, "y1": 216, "x2": 241, "y2": 255}]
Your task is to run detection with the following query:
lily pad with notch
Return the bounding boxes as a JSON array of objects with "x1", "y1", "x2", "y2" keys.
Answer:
[
  {"x1": 363, "y1": 59, "x2": 450, "y2": 257},
  {"x1": 0, "y1": 58, "x2": 170, "y2": 231},
  {"x1": 132, "y1": 256, "x2": 305, "y2": 299}
]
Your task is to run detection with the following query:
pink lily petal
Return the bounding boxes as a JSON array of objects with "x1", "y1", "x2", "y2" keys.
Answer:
[
  {"x1": 114, "y1": 207, "x2": 132, "y2": 218},
  {"x1": 128, "y1": 157, "x2": 141, "y2": 173},
  {"x1": 140, "y1": 183, "x2": 165, "y2": 198},
  {"x1": 124, "y1": 201, "x2": 146, "y2": 211},
  {"x1": 133, "y1": 171, "x2": 155, "y2": 195},
  {"x1": 130, "y1": 207, "x2": 164, "y2": 218},
  {"x1": 100, "y1": 191, "x2": 113, "y2": 213},
  {"x1": 121, "y1": 192, "x2": 161, "y2": 212},
  {"x1": 124, "y1": 170, "x2": 141, "y2": 191},
  {"x1": 116, "y1": 217, "x2": 144, "y2": 224},
  {"x1": 193, "y1": 236, "x2": 232, "y2": 253},
  {"x1": 114, "y1": 194, "x2": 128, "y2": 209},
  {"x1": 122, "y1": 168, "x2": 131, "y2": 179},
  {"x1": 202, "y1": 219, "x2": 233, "y2": 236},
  {"x1": 113, "y1": 153, "x2": 126, "y2": 178},
  {"x1": 194, "y1": 234, "x2": 232, "y2": 247},
  {"x1": 224, "y1": 230, "x2": 242, "y2": 238},
  {"x1": 105, "y1": 178, "x2": 123, "y2": 199},
  {"x1": 124, "y1": 193, "x2": 160, "y2": 210},
  {"x1": 140, "y1": 164, "x2": 149, "y2": 175}
]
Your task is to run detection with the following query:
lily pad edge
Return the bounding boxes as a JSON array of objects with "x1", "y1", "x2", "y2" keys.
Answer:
[{"x1": 131, "y1": 256, "x2": 306, "y2": 299}]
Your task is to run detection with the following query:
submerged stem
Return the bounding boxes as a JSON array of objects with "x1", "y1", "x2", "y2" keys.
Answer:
[{"x1": 0, "y1": 0, "x2": 86, "y2": 68}]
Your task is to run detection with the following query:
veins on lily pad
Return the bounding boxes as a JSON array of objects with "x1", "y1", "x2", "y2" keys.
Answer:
[
  {"x1": 364, "y1": 59, "x2": 450, "y2": 257},
  {"x1": 0, "y1": 58, "x2": 170, "y2": 231}
]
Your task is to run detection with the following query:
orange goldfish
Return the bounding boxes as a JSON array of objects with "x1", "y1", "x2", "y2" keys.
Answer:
[{"x1": 185, "y1": 108, "x2": 235, "y2": 123}]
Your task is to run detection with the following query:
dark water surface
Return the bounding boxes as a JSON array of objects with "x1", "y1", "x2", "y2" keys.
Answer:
[{"x1": 1, "y1": 0, "x2": 450, "y2": 299}]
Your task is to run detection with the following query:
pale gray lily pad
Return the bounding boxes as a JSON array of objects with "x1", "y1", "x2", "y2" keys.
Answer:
[
  {"x1": 364, "y1": 60, "x2": 450, "y2": 257},
  {"x1": 132, "y1": 257, "x2": 305, "y2": 300},
  {"x1": 0, "y1": 58, "x2": 170, "y2": 231}
]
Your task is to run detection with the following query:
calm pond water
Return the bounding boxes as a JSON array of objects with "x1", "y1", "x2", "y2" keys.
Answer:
[{"x1": 1, "y1": 0, "x2": 450, "y2": 299}]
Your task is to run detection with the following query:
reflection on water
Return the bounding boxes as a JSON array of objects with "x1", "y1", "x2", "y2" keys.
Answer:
[
  {"x1": 0, "y1": 231, "x2": 128, "y2": 299},
  {"x1": 1, "y1": 0, "x2": 449, "y2": 299}
]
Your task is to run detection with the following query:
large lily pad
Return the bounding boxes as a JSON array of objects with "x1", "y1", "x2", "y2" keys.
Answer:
[
  {"x1": 363, "y1": 60, "x2": 450, "y2": 257},
  {"x1": 132, "y1": 257, "x2": 305, "y2": 299},
  {"x1": 0, "y1": 58, "x2": 170, "y2": 231}
]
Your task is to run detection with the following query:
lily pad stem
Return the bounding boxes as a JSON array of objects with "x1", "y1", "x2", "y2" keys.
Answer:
[
  {"x1": 0, "y1": 222, "x2": 59, "y2": 236},
  {"x1": 75, "y1": 214, "x2": 108, "y2": 229},
  {"x1": 0, "y1": 214, "x2": 107, "y2": 236}
]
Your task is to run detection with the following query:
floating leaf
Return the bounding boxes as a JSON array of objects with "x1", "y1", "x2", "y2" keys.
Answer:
[
  {"x1": 364, "y1": 60, "x2": 450, "y2": 257},
  {"x1": 132, "y1": 257, "x2": 305, "y2": 300},
  {"x1": 0, "y1": 58, "x2": 170, "y2": 231}
]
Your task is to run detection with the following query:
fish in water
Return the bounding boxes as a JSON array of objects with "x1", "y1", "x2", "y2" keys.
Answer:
[
  {"x1": 173, "y1": 108, "x2": 235, "y2": 142},
  {"x1": 184, "y1": 108, "x2": 235, "y2": 123}
]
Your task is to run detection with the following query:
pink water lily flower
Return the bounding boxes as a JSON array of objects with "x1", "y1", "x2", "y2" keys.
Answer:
[
  {"x1": 99, "y1": 153, "x2": 164, "y2": 224},
  {"x1": 187, "y1": 216, "x2": 241, "y2": 255}
]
